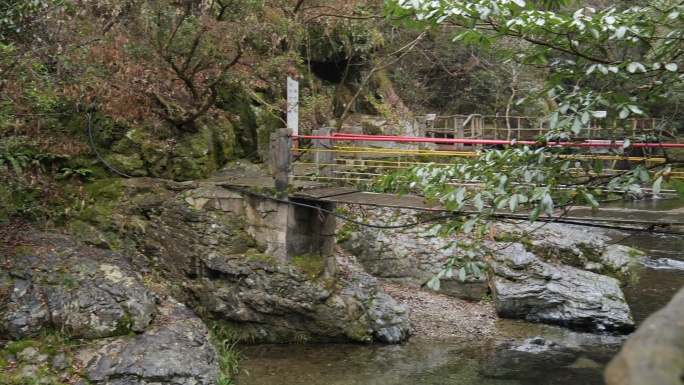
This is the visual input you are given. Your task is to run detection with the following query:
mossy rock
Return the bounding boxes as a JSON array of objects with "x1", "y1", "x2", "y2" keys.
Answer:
[
  {"x1": 361, "y1": 121, "x2": 382, "y2": 135},
  {"x1": 215, "y1": 83, "x2": 257, "y2": 160},
  {"x1": 170, "y1": 123, "x2": 237, "y2": 181},
  {"x1": 252, "y1": 105, "x2": 281, "y2": 162}
]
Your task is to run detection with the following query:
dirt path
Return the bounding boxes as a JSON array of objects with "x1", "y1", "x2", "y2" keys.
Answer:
[{"x1": 380, "y1": 282, "x2": 498, "y2": 340}]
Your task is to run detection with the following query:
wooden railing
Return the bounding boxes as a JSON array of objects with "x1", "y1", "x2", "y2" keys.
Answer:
[{"x1": 425, "y1": 114, "x2": 676, "y2": 147}]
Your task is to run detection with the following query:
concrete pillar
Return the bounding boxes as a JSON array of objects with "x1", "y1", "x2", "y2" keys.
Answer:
[{"x1": 286, "y1": 199, "x2": 337, "y2": 277}]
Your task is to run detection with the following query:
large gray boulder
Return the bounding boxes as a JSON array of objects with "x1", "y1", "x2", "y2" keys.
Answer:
[
  {"x1": 77, "y1": 300, "x2": 218, "y2": 385},
  {"x1": 0, "y1": 230, "x2": 219, "y2": 385},
  {"x1": 604, "y1": 286, "x2": 684, "y2": 385},
  {"x1": 194, "y1": 252, "x2": 411, "y2": 343},
  {"x1": 488, "y1": 243, "x2": 635, "y2": 332},
  {"x1": 492, "y1": 222, "x2": 635, "y2": 280}
]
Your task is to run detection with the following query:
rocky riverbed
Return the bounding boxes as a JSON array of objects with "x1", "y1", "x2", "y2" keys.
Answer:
[{"x1": 1, "y1": 178, "x2": 680, "y2": 384}]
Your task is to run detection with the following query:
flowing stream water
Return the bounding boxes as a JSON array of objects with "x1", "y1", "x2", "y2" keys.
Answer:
[{"x1": 236, "y1": 199, "x2": 684, "y2": 385}]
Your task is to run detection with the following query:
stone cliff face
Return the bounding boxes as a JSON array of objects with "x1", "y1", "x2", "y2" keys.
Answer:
[{"x1": 0, "y1": 176, "x2": 414, "y2": 383}]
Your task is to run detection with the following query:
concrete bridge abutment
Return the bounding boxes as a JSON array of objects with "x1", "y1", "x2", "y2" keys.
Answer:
[{"x1": 202, "y1": 186, "x2": 337, "y2": 276}]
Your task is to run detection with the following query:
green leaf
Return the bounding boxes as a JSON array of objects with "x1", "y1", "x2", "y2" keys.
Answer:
[
  {"x1": 593, "y1": 158, "x2": 603, "y2": 174},
  {"x1": 529, "y1": 204, "x2": 542, "y2": 222},
  {"x1": 571, "y1": 117, "x2": 582, "y2": 134},
  {"x1": 473, "y1": 193, "x2": 484, "y2": 211},
  {"x1": 627, "y1": 62, "x2": 642, "y2": 73},
  {"x1": 653, "y1": 176, "x2": 662, "y2": 195},
  {"x1": 581, "y1": 111, "x2": 590, "y2": 125},
  {"x1": 524, "y1": 169, "x2": 533, "y2": 183},
  {"x1": 619, "y1": 107, "x2": 629, "y2": 119},
  {"x1": 541, "y1": 193, "x2": 554, "y2": 215},
  {"x1": 455, "y1": 188, "x2": 466, "y2": 205},
  {"x1": 581, "y1": 189, "x2": 599, "y2": 208},
  {"x1": 426, "y1": 276, "x2": 441, "y2": 291},
  {"x1": 509, "y1": 194, "x2": 519, "y2": 212},
  {"x1": 459, "y1": 267, "x2": 466, "y2": 282},
  {"x1": 627, "y1": 105, "x2": 643, "y2": 114},
  {"x1": 471, "y1": 263, "x2": 482, "y2": 277},
  {"x1": 462, "y1": 219, "x2": 476, "y2": 233}
]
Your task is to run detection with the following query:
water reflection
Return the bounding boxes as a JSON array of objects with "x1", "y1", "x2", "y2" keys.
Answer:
[{"x1": 237, "y1": 332, "x2": 621, "y2": 385}]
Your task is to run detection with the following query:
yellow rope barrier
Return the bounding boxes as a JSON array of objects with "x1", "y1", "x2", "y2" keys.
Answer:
[{"x1": 293, "y1": 145, "x2": 682, "y2": 182}]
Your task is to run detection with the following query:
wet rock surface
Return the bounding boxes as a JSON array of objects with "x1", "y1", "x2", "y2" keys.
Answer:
[
  {"x1": 492, "y1": 221, "x2": 636, "y2": 280},
  {"x1": 77, "y1": 300, "x2": 218, "y2": 385},
  {"x1": 339, "y1": 208, "x2": 637, "y2": 332},
  {"x1": 195, "y1": 252, "x2": 411, "y2": 343},
  {"x1": 605, "y1": 286, "x2": 684, "y2": 385},
  {"x1": 489, "y1": 243, "x2": 635, "y2": 332}
]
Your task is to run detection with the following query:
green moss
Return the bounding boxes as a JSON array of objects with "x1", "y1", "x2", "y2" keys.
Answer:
[
  {"x1": 578, "y1": 243, "x2": 602, "y2": 263},
  {"x1": 253, "y1": 105, "x2": 281, "y2": 160},
  {"x1": 336, "y1": 222, "x2": 359, "y2": 243},
  {"x1": 7, "y1": 340, "x2": 37, "y2": 355},
  {"x1": 361, "y1": 121, "x2": 382, "y2": 135},
  {"x1": 215, "y1": 83, "x2": 257, "y2": 160},
  {"x1": 13, "y1": 245, "x2": 31, "y2": 257},
  {"x1": 112, "y1": 312, "x2": 133, "y2": 336},
  {"x1": 170, "y1": 126, "x2": 235, "y2": 181},
  {"x1": 83, "y1": 179, "x2": 122, "y2": 201},
  {"x1": 291, "y1": 253, "x2": 326, "y2": 280},
  {"x1": 246, "y1": 250, "x2": 277, "y2": 267}
]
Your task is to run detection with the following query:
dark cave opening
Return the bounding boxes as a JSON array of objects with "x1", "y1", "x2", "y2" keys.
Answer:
[{"x1": 309, "y1": 60, "x2": 349, "y2": 83}]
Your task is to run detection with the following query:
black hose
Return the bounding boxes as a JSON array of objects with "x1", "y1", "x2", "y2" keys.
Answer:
[{"x1": 87, "y1": 106, "x2": 132, "y2": 179}]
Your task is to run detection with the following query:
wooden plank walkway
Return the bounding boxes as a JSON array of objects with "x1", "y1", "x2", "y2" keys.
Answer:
[{"x1": 291, "y1": 186, "x2": 443, "y2": 211}]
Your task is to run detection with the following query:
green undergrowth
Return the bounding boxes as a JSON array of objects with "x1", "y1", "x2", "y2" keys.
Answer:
[
  {"x1": 0, "y1": 329, "x2": 89, "y2": 384},
  {"x1": 208, "y1": 321, "x2": 252, "y2": 385}
]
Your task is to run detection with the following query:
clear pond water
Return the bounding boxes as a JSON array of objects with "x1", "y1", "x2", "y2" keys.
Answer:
[{"x1": 236, "y1": 199, "x2": 684, "y2": 385}]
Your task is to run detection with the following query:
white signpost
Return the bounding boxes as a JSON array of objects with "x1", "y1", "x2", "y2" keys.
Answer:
[{"x1": 287, "y1": 77, "x2": 299, "y2": 137}]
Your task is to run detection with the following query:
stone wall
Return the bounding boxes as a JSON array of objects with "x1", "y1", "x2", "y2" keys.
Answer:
[{"x1": 185, "y1": 185, "x2": 336, "y2": 274}]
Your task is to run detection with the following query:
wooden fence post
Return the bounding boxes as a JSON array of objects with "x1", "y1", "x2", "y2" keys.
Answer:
[
  {"x1": 456, "y1": 116, "x2": 465, "y2": 151},
  {"x1": 274, "y1": 128, "x2": 292, "y2": 193},
  {"x1": 313, "y1": 127, "x2": 334, "y2": 181}
]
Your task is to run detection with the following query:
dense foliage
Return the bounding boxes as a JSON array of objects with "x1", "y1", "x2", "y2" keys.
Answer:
[{"x1": 381, "y1": 0, "x2": 684, "y2": 287}]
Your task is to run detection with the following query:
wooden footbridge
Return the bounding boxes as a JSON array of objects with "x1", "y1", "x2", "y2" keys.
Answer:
[
  {"x1": 221, "y1": 119, "x2": 684, "y2": 208},
  {"x1": 212, "y1": 133, "x2": 682, "y2": 269},
  {"x1": 274, "y1": 116, "x2": 683, "y2": 187},
  {"x1": 211, "y1": 124, "x2": 682, "y2": 268}
]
